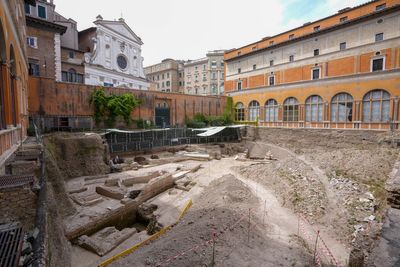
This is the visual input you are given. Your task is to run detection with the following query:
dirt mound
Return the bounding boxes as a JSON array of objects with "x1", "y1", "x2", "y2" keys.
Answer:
[
  {"x1": 45, "y1": 133, "x2": 109, "y2": 179},
  {"x1": 255, "y1": 128, "x2": 383, "y2": 151},
  {"x1": 110, "y1": 175, "x2": 311, "y2": 267},
  {"x1": 43, "y1": 132, "x2": 111, "y2": 266},
  {"x1": 237, "y1": 157, "x2": 328, "y2": 219},
  {"x1": 244, "y1": 127, "x2": 400, "y2": 264}
]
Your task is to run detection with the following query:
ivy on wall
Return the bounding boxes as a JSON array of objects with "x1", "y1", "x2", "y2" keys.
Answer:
[
  {"x1": 89, "y1": 88, "x2": 141, "y2": 127},
  {"x1": 224, "y1": 96, "x2": 233, "y2": 119}
]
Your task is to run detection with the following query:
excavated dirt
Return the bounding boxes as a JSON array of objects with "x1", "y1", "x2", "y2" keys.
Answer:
[
  {"x1": 110, "y1": 175, "x2": 312, "y2": 267},
  {"x1": 43, "y1": 132, "x2": 111, "y2": 267},
  {"x1": 42, "y1": 128, "x2": 399, "y2": 267},
  {"x1": 45, "y1": 133, "x2": 109, "y2": 179},
  {"x1": 237, "y1": 156, "x2": 328, "y2": 220},
  {"x1": 241, "y1": 128, "x2": 400, "y2": 264}
]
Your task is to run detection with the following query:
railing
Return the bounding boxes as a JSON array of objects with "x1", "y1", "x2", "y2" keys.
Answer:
[
  {"x1": 234, "y1": 120, "x2": 399, "y2": 130},
  {"x1": 0, "y1": 126, "x2": 22, "y2": 166},
  {"x1": 31, "y1": 121, "x2": 47, "y2": 267}
]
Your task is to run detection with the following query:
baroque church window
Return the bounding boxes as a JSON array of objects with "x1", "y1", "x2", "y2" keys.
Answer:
[{"x1": 117, "y1": 55, "x2": 128, "y2": 70}]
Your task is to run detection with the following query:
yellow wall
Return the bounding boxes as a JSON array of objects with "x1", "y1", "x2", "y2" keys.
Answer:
[
  {"x1": 0, "y1": 0, "x2": 29, "y2": 164},
  {"x1": 231, "y1": 74, "x2": 400, "y2": 129}
]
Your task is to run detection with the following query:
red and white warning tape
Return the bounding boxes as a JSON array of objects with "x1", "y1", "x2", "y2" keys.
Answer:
[
  {"x1": 298, "y1": 218, "x2": 322, "y2": 266},
  {"x1": 299, "y1": 214, "x2": 341, "y2": 267},
  {"x1": 154, "y1": 209, "x2": 251, "y2": 267}
]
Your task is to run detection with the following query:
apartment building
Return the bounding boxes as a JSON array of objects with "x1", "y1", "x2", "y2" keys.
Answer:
[
  {"x1": 54, "y1": 12, "x2": 85, "y2": 84},
  {"x1": 25, "y1": 0, "x2": 66, "y2": 80},
  {"x1": 184, "y1": 50, "x2": 225, "y2": 96},
  {"x1": 224, "y1": 0, "x2": 400, "y2": 130},
  {"x1": 184, "y1": 57, "x2": 208, "y2": 95},
  {"x1": 144, "y1": 58, "x2": 185, "y2": 93}
]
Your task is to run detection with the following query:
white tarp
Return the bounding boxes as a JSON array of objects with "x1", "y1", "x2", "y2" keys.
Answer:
[
  {"x1": 104, "y1": 128, "x2": 171, "y2": 135},
  {"x1": 196, "y1": 127, "x2": 226, "y2": 137},
  {"x1": 104, "y1": 124, "x2": 246, "y2": 136}
]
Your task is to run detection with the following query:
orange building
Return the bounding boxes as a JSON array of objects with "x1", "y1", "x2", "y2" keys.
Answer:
[
  {"x1": 224, "y1": 0, "x2": 400, "y2": 130},
  {"x1": 0, "y1": 0, "x2": 33, "y2": 169}
]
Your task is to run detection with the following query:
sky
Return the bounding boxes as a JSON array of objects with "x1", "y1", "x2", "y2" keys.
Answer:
[{"x1": 54, "y1": 0, "x2": 367, "y2": 66}]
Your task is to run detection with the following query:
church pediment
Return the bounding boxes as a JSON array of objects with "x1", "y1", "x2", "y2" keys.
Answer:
[{"x1": 96, "y1": 20, "x2": 143, "y2": 45}]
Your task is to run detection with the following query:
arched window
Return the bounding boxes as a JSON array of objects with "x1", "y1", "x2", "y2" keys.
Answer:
[
  {"x1": 305, "y1": 95, "x2": 323, "y2": 122},
  {"x1": 62, "y1": 68, "x2": 83, "y2": 83},
  {"x1": 363, "y1": 89, "x2": 391, "y2": 122},
  {"x1": 68, "y1": 68, "x2": 76, "y2": 83},
  {"x1": 283, "y1": 97, "x2": 299, "y2": 122},
  {"x1": 248, "y1": 100, "x2": 260, "y2": 121},
  {"x1": 235, "y1": 102, "x2": 245, "y2": 121},
  {"x1": 9, "y1": 45, "x2": 17, "y2": 126},
  {"x1": 265, "y1": 99, "x2": 278, "y2": 122},
  {"x1": 331, "y1": 93, "x2": 353, "y2": 122}
]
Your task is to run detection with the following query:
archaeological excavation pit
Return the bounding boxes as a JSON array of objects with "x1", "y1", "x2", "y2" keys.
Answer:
[{"x1": 41, "y1": 127, "x2": 400, "y2": 267}]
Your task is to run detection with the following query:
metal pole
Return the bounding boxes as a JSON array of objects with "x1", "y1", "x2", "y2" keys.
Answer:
[
  {"x1": 262, "y1": 200, "x2": 266, "y2": 227},
  {"x1": 313, "y1": 230, "x2": 320, "y2": 264},
  {"x1": 247, "y1": 208, "x2": 251, "y2": 244},
  {"x1": 297, "y1": 216, "x2": 300, "y2": 236},
  {"x1": 210, "y1": 232, "x2": 216, "y2": 267}
]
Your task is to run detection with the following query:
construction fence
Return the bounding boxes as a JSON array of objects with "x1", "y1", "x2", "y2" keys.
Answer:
[{"x1": 104, "y1": 126, "x2": 243, "y2": 153}]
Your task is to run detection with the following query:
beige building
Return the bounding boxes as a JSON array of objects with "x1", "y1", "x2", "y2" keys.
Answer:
[
  {"x1": 144, "y1": 58, "x2": 185, "y2": 93},
  {"x1": 184, "y1": 50, "x2": 225, "y2": 96},
  {"x1": 145, "y1": 50, "x2": 225, "y2": 95}
]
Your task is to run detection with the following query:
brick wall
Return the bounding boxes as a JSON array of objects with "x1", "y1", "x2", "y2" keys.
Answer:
[
  {"x1": 0, "y1": 186, "x2": 37, "y2": 229},
  {"x1": 27, "y1": 26, "x2": 56, "y2": 79},
  {"x1": 61, "y1": 48, "x2": 85, "y2": 74},
  {"x1": 28, "y1": 77, "x2": 227, "y2": 127}
]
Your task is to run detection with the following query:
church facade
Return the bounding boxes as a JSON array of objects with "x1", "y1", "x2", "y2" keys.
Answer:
[{"x1": 79, "y1": 16, "x2": 148, "y2": 90}]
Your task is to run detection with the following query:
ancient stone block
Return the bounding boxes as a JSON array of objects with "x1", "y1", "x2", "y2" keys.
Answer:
[
  {"x1": 104, "y1": 177, "x2": 121, "y2": 187},
  {"x1": 77, "y1": 227, "x2": 137, "y2": 256},
  {"x1": 10, "y1": 160, "x2": 38, "y2": 176},
  {"x1": 137, "y1": 173, "x2": 174, "y2": 202},
  {"x1": 121, "y1": 171, "x2": 162, "y2": 186},
  {"x1": 96, "y1": 186, "x2": 125, "y2": 200},
  {"x1": 71, "y1": 193, "x2": 103, "y2": 206}
]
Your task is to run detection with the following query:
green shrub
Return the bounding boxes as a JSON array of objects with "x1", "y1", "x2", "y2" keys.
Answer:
[
  {"x1": 89, "y1": 88, "x2": 140, "y2": 128},
  {"x1": 207, "y1": 116, "x2": 225, "y2": 126},
  {"x1": 27, "y1": 126, "x2": 35, "y2": 137},
  {"x1": 185, "y1": 112, "x2": 233, "y2": 128},
  {"x1": 193, "y1": 113, "x2": 207, "y2": 123},
  {"x1": 186, "y1": 120, "x2": 207, "y2": 128},
  {"x1": 136, "y1": 118, "x2": 153, "y2": 129}
]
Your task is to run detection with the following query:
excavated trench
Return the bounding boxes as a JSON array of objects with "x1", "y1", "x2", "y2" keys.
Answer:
[
  {"x1": 44, "y1": 131, "x2": 244, "y2": 266},
  {"x1": 42, "y1": 128, "x2": 400, "y2": 267}
]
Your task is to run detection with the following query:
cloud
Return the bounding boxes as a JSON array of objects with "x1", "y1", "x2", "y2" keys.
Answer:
[
  {"x1": 53, "y1": 0, "x2": 367, "y2": 65},
  {"x1": 325, "y1": 0, "x2": 366, "y2": 12}
]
